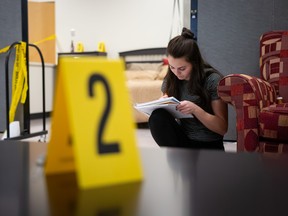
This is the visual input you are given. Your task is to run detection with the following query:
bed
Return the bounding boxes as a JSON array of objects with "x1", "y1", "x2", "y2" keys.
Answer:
[{"x1": 119, "y1": 47, "x2": 168, "y2": 125}]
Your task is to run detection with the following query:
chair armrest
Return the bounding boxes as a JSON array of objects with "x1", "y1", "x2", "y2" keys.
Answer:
[{"x1": 217, "y1": 74, "x2": 276, "y2": 151}]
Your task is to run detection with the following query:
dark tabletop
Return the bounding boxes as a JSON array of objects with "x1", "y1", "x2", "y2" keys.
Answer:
[{"x1": 0, "y1": 141, "x2": 288, "y2": 216}]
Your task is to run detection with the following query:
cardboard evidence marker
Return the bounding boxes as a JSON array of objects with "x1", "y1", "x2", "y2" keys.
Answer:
[{"x1": 45, "y1": 56, "x2": 143, "y2": 189}]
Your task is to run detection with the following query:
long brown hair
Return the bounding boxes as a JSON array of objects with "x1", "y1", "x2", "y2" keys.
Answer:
[{"x1": 164, "y1": 27, "x2": 222, "y2": 113}]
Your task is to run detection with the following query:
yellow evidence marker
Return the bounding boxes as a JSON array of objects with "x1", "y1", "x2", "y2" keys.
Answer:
[{"x1": 45, "y1": 56, "x2": 143, "y2": 189}]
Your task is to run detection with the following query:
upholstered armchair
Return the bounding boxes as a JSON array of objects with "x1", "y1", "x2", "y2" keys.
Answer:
[{"x1": 218, "y1": 31, "x2": 288, "y2": 153}]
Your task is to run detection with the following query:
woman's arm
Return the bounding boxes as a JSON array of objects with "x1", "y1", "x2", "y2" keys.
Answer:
[{"x1": 177, "y1": 99, "x2": 228, "y2": 136}]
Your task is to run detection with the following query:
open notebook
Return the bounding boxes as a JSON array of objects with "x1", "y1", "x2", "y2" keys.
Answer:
[{"x1": 134, "y1": 97, "x2": 193, "y2": 119}]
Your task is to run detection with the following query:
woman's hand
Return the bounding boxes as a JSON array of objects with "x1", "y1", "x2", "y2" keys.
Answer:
[
  {"x1": 176, "y1": 100, "x2": 196, "y2": 115},
  {"x1": 177, "y1": 99, "x2": 228, "y2": 136},
  {"x1": 160, "y1": 93, "x2": 169, "y2": 99}
]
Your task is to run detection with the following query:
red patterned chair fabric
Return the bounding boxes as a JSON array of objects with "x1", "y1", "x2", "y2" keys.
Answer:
[{"x1": 218, "y1": 31, "x2": 288, "y2": 153}]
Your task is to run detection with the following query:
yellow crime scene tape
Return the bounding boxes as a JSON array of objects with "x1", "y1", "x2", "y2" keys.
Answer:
[
  {"x1": 33, "y1": 34, "x2": 56, "y2": 46},
  {"x1": 0, "y1": 45, "x2": 10, "y2": 54},
  {"x1": 9, "y1": 41, "x2": 28, "y2": 122},
  {"x1": 0, "y1": 34, "x2": 56, "y2": 123}
]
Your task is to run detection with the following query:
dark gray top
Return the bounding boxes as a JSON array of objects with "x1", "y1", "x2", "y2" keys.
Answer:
[{"x1": 162, "y1": 71, "x2": 223, "y2": 141}]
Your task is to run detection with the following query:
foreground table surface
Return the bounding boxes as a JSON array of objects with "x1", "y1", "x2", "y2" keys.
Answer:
[{"x1": 1, "y1": 141, "x2": 288, "y2": 216}]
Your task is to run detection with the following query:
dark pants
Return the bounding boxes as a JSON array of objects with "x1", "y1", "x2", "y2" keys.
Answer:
[{"x1": 148, "y1": 109, "x2": 224, "y2": 151}]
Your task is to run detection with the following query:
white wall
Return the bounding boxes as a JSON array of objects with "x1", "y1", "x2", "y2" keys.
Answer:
[
  {"x1": 29, "y1": 63, "x2": 55, "y2": 114},
  {"x1": 27, "y1": 0, "x2": 190, "y2": 116},
  {"x1": 55, "y1": 0, "x2": 190, "y2": 58}
]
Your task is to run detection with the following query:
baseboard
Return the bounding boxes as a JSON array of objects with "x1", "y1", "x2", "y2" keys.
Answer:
[{"x1": 223, "y1": 139, "x2": 237, "y2": 143}]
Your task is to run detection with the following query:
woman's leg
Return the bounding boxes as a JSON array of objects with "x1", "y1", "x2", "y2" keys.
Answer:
[
  {"x1": 148, "y1": 109, "x2": 190, "y2": 148},
  {"x1": 188, "y1": 139, "x2": 225, "y2": 151},
  {"x1": 148, "y1": 109, "x2": 224, "y2": 150}
]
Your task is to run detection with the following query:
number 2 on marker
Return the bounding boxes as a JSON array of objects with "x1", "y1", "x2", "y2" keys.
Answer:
[{"x1": 88, "y1": 73, "x2": 120, "y2": 154}]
